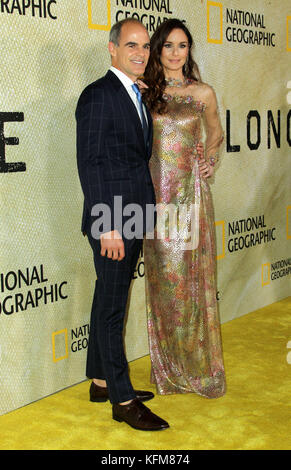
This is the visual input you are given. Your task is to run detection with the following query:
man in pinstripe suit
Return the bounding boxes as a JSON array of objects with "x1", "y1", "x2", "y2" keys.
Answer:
[{"x1": 76, "y1": 19, "x2": 169, "y2": 431}]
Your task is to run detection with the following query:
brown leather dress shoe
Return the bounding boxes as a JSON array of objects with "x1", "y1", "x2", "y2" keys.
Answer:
[
  {"x1": 89, "y1": 381, "x2": 154, "y2": 403},
  {"x1": 112, "y1": 398, "x2": 169, "y2": 431}
]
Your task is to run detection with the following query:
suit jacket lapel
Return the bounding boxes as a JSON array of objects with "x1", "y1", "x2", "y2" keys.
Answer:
[
  {"x1": 105, "y1": 71, "x2": 150, "y2": 157},
  {"x1": 145, "y1": 106, "x2": 153, "y2": 160}
]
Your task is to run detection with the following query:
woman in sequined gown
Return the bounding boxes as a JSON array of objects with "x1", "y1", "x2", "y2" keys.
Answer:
[{"x1": 142, "y1": 19, "x2": 226, "y2": 398}]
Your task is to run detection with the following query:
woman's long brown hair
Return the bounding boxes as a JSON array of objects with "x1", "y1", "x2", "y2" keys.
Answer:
[{"x1": 143, "y1": 19, "x2": 202, "y2": 114}]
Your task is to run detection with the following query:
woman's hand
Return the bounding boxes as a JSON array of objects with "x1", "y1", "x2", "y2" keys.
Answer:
[
  {"x1": 195, "y1": 143, "x2": 213, "y2": 178},
  {"x1": 136, "y1": 79, "x2": 149, "y2": 90},
  {"x1": 198, "y1": 158, "x2": 214, "y2": 178},
  {"x1": 195, "y1": 142, "x2": 214, "y2": 178},
  {"x1": 196, "y1": 142, "x2": 204, "y2": 160}
]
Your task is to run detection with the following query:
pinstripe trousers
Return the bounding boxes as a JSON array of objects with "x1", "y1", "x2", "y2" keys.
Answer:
[{"x1": 86, "y1": 231, "x2": 143, "y2": 404}]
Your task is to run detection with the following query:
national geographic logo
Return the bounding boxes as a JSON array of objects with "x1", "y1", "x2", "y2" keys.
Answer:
[
  {"x1": 52, "y1": 324, "x2": 90, "y2": 363},
  {"x1": 0, "y1": 0, "x2": 58, "y2": 20},
  {"x1": 0, "y1": 264, "x2": 68, "y2": 316},
  {"x1": 71, "y1": 324, "x2": 90, "y2": 353},
  {"x1": 207, "y1": 1, "x2": 277, "y2": 47},
  {"x1": 88, "y1": 0, "x2": 111, "y2": 31},
  {"x1": 52, "y1": 328, "x2": 68, "y2": 363},
  {"x1": 88, "y1": 0, "x2": 177, "y2": 33},
  {"x1": 261, "y1": 257, "x2": 291, "y2": 286},
  {"x1": 215, "y1": 220, "x2": 225, "y2": 260},
  {"x1": 215, "y1": 215, "x2": 277, "y2": 258},
  {"x1": 228, "y1": 215, "x2": 276, "y2": 253}
]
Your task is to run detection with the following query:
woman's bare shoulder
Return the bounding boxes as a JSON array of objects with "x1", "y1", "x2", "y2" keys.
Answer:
[{"x1": 188, "y1": 81, "x2": 216, "y2": 100}]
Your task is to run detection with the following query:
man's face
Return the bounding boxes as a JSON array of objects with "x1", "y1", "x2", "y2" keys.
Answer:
[{"x1": 109, "y1": 22, "x2": 150, "y2": 81}]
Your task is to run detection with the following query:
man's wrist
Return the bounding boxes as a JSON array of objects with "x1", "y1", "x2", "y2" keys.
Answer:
[{"x1": 100, "y1": 230, "x2": 122, "y2": 240}]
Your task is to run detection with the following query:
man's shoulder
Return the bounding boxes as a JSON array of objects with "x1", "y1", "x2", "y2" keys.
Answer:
[
  {"x1": 77, "y1": 73, "x2": 111, "y2": 102},
  {"x1": 75, "y1": 70, "x2": 124, "y2": 116}
]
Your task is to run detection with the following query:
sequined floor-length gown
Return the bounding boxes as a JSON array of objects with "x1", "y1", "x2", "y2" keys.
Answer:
[{"x1": 144, "y1": 83, "x2": 226, "y2": 398}]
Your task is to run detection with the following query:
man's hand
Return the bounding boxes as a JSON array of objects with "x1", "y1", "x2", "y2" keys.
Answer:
[{"x1": 100, "y1": 230, "x2": 125, "y2": 261}]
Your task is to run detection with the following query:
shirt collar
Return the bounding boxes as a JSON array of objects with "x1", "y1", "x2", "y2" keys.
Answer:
[{"x1": 110, "y1": 66, "x2": 135, "y2": 89}]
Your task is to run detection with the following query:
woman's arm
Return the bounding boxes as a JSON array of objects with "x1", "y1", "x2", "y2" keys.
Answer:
[{"x1": 199, "y1": 85, "x2": 224, "y2": 178}]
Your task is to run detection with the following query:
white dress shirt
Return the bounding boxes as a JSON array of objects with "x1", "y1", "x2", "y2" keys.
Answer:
[{"x1": 110, "y1": 66, "x2": 147, "y2": 124}]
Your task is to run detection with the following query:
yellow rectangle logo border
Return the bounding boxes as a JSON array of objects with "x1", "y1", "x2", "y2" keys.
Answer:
[
  {"x1": 215, "y1": 220, "x2": 225, "y2": 260},
  {"x1": 262, "y1": 263, "x2": 270, "y2": 286},
  {"x1": 287, "y1": 205, "x2": 291, "y2": 239},
  {"x1": 88, "y1": 0, "x2": 111, "y2": 32},
  {"x1": 52, "y1": 328, "x2": 68, "y2": 363},
  {"x1": 207, "y1": 1, "x2": 223, "y2": 44},
  {"x1": 287, "y1": 16, "x2": 291, "y2": 52}
]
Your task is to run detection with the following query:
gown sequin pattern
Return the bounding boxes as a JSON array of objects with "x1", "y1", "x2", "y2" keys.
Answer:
[{"x1": 144, "y1": 87, "x2": 226, "y2": 398}]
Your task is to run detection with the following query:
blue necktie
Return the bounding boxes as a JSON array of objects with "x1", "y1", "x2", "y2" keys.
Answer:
[{"x1": 132, "y1": 83, "x2": 148, "y2": 145}]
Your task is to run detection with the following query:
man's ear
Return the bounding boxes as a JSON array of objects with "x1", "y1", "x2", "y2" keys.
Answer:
[{"x1": 108, "y1": 41, "x2": 116, "y2": 58}]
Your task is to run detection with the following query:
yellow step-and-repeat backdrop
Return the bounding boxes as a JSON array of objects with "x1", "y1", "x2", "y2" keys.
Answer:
[{"x1": 0, "y1": 0, "x2": 290, "y2": 414}]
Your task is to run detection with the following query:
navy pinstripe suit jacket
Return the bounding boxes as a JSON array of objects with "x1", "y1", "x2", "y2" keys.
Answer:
[{"x1": 76, "y1": 70, "x2": 156, "y2": 239}]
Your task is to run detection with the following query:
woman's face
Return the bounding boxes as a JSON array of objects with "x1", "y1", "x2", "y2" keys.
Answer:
[{"x1": 160, "y1": 28, "x2": 189, "y2": 76}]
